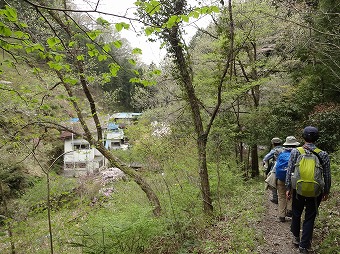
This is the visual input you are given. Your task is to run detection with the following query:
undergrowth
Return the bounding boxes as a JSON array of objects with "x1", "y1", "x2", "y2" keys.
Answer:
[
  {"x1": 313, "y1": 149, "x2": 340, "y2": 253},
  {"x1": 0, "y1": 150, "x2": 338, "y2": 253}
]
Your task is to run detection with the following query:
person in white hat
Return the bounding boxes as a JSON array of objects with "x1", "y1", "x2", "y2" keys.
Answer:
[{"x1": 275, "y1": 136, "x2": 300, "y2": 222}]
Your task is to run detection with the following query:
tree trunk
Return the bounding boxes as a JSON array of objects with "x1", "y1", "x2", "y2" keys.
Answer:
[
  {"x1": 97, "y1": 145, "x2": 162, "y2": 216},
  {"x1": 198, "y1": 135, "x2": 213, "y2": 214},
  {"x1": 251, "y1": 144, "x2": 259, "y2": 177},
  {"x1": 166, "y1": 23, "x2": 213, "y2": 214}
]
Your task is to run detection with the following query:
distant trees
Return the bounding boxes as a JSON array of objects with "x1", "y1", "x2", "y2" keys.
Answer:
[
  {"x1": 262, "y1": 0, "x2": 340, "y2": 147},
  {"x1": 187, "y1": 0, "x2": 297, "y2": 176}
]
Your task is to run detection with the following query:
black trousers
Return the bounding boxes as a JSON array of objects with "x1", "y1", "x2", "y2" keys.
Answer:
[{"x1": 291, "y1": 189, "x2": 322, "y2": 249}]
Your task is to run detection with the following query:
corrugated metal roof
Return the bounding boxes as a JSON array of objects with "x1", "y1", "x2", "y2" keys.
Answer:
[
  {"x1": 107, "y1": 123, "x2": 119, "y2": 130},
  {"x1": 111, "y1": 112, "x2": 142, "y2": 119}
]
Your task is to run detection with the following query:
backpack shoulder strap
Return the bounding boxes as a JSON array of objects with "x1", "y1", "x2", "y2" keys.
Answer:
[
  {"x1": 313, "y1": 148, "x2": 322, "y2": 154},
  {"x1": 297, "y1": 147, "x2": 305, "y2": 154},
  {"x1": 311, "y1": 147, "x2": 323, "y2": 165},
  {"x1": 302, "y1": 146, "x2": 323, "y2": 165}
]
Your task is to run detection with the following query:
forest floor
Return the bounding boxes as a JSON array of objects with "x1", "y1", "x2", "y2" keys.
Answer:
[{"x1": 255, "y1": 190, "x2": 314, "y2": 254}]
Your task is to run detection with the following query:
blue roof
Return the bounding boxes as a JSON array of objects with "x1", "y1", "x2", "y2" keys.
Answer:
[
  {"x1": 70, "y1": 118, "x2": 79, "y2": 122},
  {"x1": 107, "y1": 123, "x2": 119, "y2": 130}
]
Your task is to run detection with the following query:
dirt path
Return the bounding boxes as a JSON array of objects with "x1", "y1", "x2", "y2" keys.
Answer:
[{"x1": 255, "y1": 190, "x2": 301, "y2": 254}]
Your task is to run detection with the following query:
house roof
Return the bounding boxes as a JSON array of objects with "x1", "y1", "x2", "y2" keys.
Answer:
[
  {"x1": 107, "y1": 123, "x2": 119, "y2": 130},
  {"x1": 60, "y1": 114, "x2": 130, "y2": 139},
  {"x1": 110, "y1": 112, "x2": 142, "y2": 119},
  {"x1": 60, "y1": 115, "x2": 110, "y2": 139}
]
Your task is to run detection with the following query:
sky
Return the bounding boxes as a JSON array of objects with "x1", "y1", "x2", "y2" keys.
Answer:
[{"x1": 74, "y1": 0, "x2": 213, "y2": 65}]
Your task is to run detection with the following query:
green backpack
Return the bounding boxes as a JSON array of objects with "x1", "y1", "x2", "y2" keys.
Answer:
[{"x1": 291, "y1": 147, "x2": 324, "y2": 197}]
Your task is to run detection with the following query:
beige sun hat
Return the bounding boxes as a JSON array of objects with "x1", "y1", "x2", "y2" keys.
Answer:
[
  {"x1": 271, "y1": 137, "x2": 282, "y2": 144},
  {"x1": 283, "y1": 136, "x2": 300, "y2": 146}
]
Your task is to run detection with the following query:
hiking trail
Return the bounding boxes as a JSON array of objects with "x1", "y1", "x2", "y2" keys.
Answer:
[{"x1": 255, "y1": 190, "x2": 311, "y2": 254}]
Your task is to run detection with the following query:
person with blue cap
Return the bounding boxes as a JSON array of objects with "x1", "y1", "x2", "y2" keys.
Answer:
[{"x1": 285, "y1": 126, "x2": 331, "y2": 253}]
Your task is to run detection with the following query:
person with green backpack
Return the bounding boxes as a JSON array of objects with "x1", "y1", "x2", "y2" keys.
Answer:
[{"x1": 285, "y1": 126, "x2": 331, "y2": 253}]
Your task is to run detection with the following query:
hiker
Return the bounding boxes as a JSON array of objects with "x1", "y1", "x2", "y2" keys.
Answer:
[
  {"x1": 285, "y1": 126, "x2": 331, "y2": 253},
  {"x1": 263, "y1": 137, "x2": 283, "y2": 204},
  {"x1": 275, "y1": 136, "x2": 300, "y2": 222}
]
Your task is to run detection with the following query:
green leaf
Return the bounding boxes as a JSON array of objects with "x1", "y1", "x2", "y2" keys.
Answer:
[
  {"x1": 38, "y1": 52, "x2": 46, "y2": 59},
  {"x1": 129, "y1": 77, "x2": 156, "y2": 86},
  {"x1": 98, "y1": 54, "x2": 107, "y2": 61},
  {"x1": 145, "y1": 26, "x2": 154, "y2": 36},
  {"x1": 47, "y1": 37, "x2": 61, "y2": 49},
  {"x1": 166, "y1": 15, "x2": 180, "y2": 28},
  {"x1": 102, "y1": 73, "x2": 111, "y2": 83},
  {"x1": 128, "y1": 59, "x2": 136, "y2": 65},
  {"x1": 189, "y1": 11, "x2": 200, "y2": 19},
  {"x1": 86, "y1": 43, "x2": 95, "y2": 50},
  {"x1": 25, "y1": 47, "x2": 33, "y2": 54},
  {"x1": 115, "y1": 22, "x2": 130, "y2": 32},
  {"x1": 108, "y1": 63, "x2": 120, "y2": 77},
  {"x1": 40, "y1": 104, "x2": 51, "y2": 110},
  {"x1": 68, "y1": 96, "x2": 78, "y2": 102},
  {"x1": 145, "y1": 0, "x2": 161, "y2": 15},
  {"x1": 129, "y1": 77, "x2": 139, "y2": 83},
  {"x1": 64, "y1": 64, "x2": 71, "y2": 72},
  {"x1": 152, "y1": 69, "x2": 162, "y2": 75},
  {"x1": 132, "y1": 48, "x2": 142, "y2": 54},
  {"x1": 97, "y1": 17, "x2": 110, "y2": 27},
  {"x1": 201, "y1": 6, "x2": 209, "y2": 14},
  {"x1": 210, "y1": 6, "x2": 220, "y2": 13},
  {"x1": 69, "y1": 41, "x2": 76, "y2": 47},
  {"x1": 88, "y1": 50, "x2": 96, "y2": 57},
  {"x1": 87, "y1": 76, "x2": 95, "y2": 82},
  {"x1": 32, "y1": 67, "x2": 41, "y2": 74},
  {"x1": 4, "y1": 6, "x2": 18, "y2": 22},
  {"x1": 54, "y1": 54, "x2": 63, "y2": 62},
  {"x1": 13, "y1": 30, "x2": 25, "y2": 38},
  {"x1": 181, "y1": 15, "x2": 189, "y2": 23},
  {"x1": 20, "y1": 22, "x2": 28, "y2": 28},
  {"x1": 0, "y1": 23, "x2": 12, "y2": 36},
  {"x1": 33, "y1": 44, "x2": 44, "y2": 52},
  {"x1": 103, "y1": 44, "x2": 111, "y2": 52},
  {"x1": 64, "y1": 77, "x2": 78, "y2": 85},
  {"x1": 88, "y1": 49, "x2": 99, "y2": 57},
  {"x1": 112, "y1": 40, "x2": 122, "y2": 49},
  {"x1": 77, "y1": 55, "x2": 84, "y2": 61},
  {"x1": 115, "y1": 23, "x2": 123, "y2": 32},
  {"x1": 87, "y1": 30, "x2": 101, "y2": 40},
  {"x1": 47, "y1": 61, "x2": 63, "y2": 71}
]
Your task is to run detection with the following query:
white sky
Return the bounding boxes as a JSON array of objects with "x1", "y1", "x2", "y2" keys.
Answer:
[{"x1": 73, "y1": 0, "x2": 213, "y2": 65}]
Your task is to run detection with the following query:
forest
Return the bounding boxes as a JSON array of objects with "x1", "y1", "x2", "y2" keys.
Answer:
[{"x1": 0, "y1": 0, "x2": 339, "y2": 253}]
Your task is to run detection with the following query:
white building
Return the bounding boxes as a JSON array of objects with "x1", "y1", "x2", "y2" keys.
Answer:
[
  {"x1": 61, "y1": 114, "x2": 140, "y2": 176},
  {"x1": 104, "y1": 123, "x2": 125, "y2": 150},
  {"x1": 61, "y1": 124, "x2": 106, "y2": 176}
]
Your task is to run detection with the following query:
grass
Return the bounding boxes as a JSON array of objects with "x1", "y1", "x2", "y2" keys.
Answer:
[
  {"x1": 313, "y1": 157, "x2": 340, "y2": 253},
  {"x1": 1, "y1": 152, "x2": 339, "y2": 254}
]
